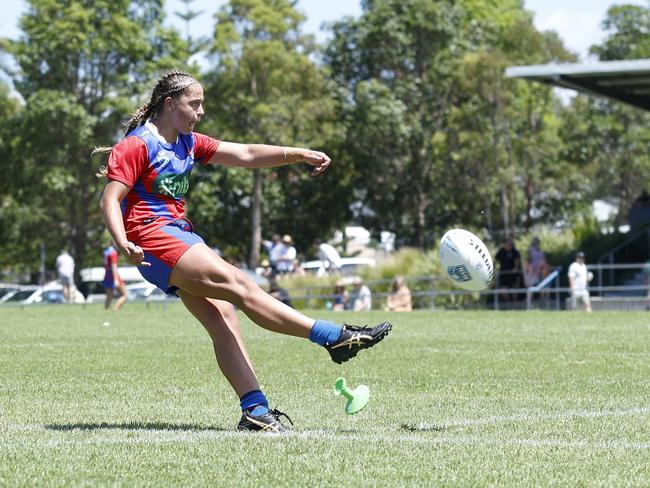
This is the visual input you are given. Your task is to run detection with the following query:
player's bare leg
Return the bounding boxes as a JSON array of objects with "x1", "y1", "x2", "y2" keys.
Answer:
[
  {"x1": 104, "y1": 288, "x2": 113, "y2": 309},
  {"x1": 170, "y1": 244, "x2": 313, "y2": 337},
  {"x1": 113, "y1": 282, "x2": 127, "y2": 311},
  {"x1": 177, "y1": 291, "x2": 259, "y2": 396}
]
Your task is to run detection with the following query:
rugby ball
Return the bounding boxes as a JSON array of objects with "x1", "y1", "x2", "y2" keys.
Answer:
[{"x1": 439, "y1": 229, "x2": 493, "y2": 291}]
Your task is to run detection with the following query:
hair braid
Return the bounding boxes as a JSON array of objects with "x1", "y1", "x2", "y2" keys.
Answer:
[{"x1": 93, "y1": 70, "x2": 199, "y2": 177}]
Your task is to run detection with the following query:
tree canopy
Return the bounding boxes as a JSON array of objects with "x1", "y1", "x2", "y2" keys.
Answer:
[{"x1": 1, "y1": 0, "x2": 649, "y2": 277}]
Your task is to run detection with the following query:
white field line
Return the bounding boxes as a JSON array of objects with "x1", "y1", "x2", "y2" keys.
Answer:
[
  {"x1": 1, "y1": 429, "x2": 650, "y2": 451},
  {"x1": 421, "y1": 347, "x2": 650, "y2": 358},
  {"x1": 1, "y1": 407, "x2": 649, "y2": 451},
  {"x1": 417, "y1": 406, "x2": 650, "y2": 429}
]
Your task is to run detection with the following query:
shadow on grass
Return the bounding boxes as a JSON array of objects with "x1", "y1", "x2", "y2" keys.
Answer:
[
  {"x1": 400, "y1": 423, "x2": 446, "y2": 432},
  {"x1": 44, "y1": 422, "x2": 228, "y2": 432}
]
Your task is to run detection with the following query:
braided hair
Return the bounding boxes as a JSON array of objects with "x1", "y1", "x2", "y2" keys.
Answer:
[{"x1": 93, "y1": 70, "x2": 199, "y2": 176}]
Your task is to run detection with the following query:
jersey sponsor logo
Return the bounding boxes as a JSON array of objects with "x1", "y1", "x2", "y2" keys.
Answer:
[{"x1": 153, "y1": 170, "x2": 191, "y2": 199}]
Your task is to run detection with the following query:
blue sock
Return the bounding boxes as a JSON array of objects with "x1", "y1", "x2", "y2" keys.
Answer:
[
  {"x1": 240, "y1": 389, "x2": 269, "y2": 414},
  {"x1": 309, "y1": 319, "x2": 343, "y2": 346}
]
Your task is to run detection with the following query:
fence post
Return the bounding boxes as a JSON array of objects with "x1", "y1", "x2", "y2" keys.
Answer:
[{"x1": 526, "y1": 288, "x2": 532, "y2": 310}]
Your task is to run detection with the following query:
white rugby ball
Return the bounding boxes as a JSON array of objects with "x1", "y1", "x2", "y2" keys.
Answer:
[{"x1": 439, "y1": 229, "x2": 493, "y2": 291}]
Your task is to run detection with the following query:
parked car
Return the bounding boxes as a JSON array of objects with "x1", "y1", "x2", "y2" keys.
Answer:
[
  {"x1": 0, "y1": 282, "x2": 83, "y2": 305},
  {"x1": 301, "y1": 257, "x2": 376, "y2": 277},
  {"x1": 125, "y1": 282, "x2": 171, "y2": 302},
  {"x1": 0, "y1": 284, "x2": 21, "y2": 300}
]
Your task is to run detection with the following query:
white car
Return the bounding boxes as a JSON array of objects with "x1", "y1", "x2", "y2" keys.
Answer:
[
  {"x1": 126, "y1": 282, "x2": 173, "y2": 302},
  {"x1": 0, "y1": 284, "x2": 20, "y2": 300},
  {"x1": 301, "y1": 257, "x2": 376, "y2": 277},
  {"x1": 80, "y1": 266, "x2": 147, "y2": 304},
  {"x1": 0, "y1": 282, "x2": 84, "y2": 305}
]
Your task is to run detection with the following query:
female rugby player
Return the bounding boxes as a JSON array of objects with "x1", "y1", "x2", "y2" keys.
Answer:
[{"x1": 96, "y1": 71, "x2": 391, "y2": 432}]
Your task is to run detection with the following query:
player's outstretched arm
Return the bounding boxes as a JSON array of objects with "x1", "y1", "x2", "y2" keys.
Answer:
[
  {"x1": 100, "y1": 180, "x2": 150, "y2": 267},
  {"x1": 209, "y1": 142, "x2": 331, "y2": 176}
]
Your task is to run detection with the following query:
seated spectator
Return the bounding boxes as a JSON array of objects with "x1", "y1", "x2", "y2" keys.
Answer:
[
  {"x1": 524, "y1": 237, "x2": 550, "y2": 287},
  {"x1": 333, "y1": 281, "x2": 349, "y2": 311},
  {"x1": 268, "y1": 277, "x2": 292, "y2": 308},
  {"x1": 349, "y1": 276, "x2": 372, "y2": 311},
  {"x1": 291, "y1": 259, "x2": 306, "y2": 276},
  {"x1": 258, "y1": 259, "x2": 275, "y2": 279},
  {"x1": 385, "y1": 276, "x2": 412, "y2": 311}
]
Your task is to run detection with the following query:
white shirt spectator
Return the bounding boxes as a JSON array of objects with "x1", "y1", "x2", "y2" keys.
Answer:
[
  {"x1": 275, "y1": 243, "x2": 296, "y2": 273},
  {"x1": 318, "y1": 243, "x2": 342, "y2": 272},
  {"x1": 56, "y1": 251, "x2": 75, "y2": 279},
  {"x1": 568, "y1": 261, "x2": 588, "y2": 291}
]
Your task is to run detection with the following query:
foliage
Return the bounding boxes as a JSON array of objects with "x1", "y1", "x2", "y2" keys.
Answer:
[
  {"x1": 1, "y1": 0, "x2": 650, "y2": 277},
  {"x1": 195, "y1": 0, "x2": 342, "y2": 266},
  {"x1": 325, "y1": 0, "x2": 576, "y2": 248},
  {"x1": 0, "y1": 0, "x2": 187, "y2": 275}
]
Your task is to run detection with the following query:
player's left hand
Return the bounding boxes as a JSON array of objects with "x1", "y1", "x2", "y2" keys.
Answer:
[{"x1": 302, "y1": 150, "x2": 331, "y2": 176}]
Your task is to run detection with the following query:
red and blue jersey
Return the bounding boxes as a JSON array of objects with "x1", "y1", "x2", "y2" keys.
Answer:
[
  {"x1": 103, "y1": 246, "x2": 122, "y2": 286},
  {"x1": 107, "y1": 122, "x2": 220, "y2": 238}
]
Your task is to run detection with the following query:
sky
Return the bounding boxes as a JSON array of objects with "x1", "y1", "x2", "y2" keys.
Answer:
[{"x1": 1, "y1": 0, "x2": 648, "y2": 60}]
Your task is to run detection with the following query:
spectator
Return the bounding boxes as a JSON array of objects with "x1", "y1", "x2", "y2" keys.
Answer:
[
  {"x1": 262, "y1": 234, "x2": 282, "y2": 271},
  {"x1": 55, "y1": 249, "x2": 75, "y2": 304},
  {"x1": 315, "y1": 239, "x2": 342, "y2": 275},
  {"x1": 268, "y1": 277, "x2": 292, "y2": 308},
  {"x1": 568, "y1": 251, "x2": 592, "y2": 312},
  {"x1": 385, "y1": 276, "x2": 412, "y2": 311},
  {"x1": 495, "y1": 239, "x2": 522, "y2": 300},
  {"x1": 258, "y1": 259, "x2": 275, "y2": 279},
  {"x1": 333, "y1": 280, "x2": 349, "y2": 311},
  {"x1": 103, "y1": 245, "x2": 127, "y2": 311},
  {"x1": 524, "y1": 237, "x2": 550, "y2": 287},
  {"x1": 275, "y1": 235, "x2": 296, "y2": 274},
  {"x1": 291, "y1": 259, "x2": 306, "y2": 276},
  {"x1": 350, "y1": 276, "x2": 372, "y2": 311},
  {"x1": 633, "y1": 190, "x2": 650, "y2": 208}
]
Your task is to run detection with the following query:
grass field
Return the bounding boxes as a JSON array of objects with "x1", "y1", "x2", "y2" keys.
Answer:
[{"x1": 2, "y1": 304, "x2": 650, "y2": 486}]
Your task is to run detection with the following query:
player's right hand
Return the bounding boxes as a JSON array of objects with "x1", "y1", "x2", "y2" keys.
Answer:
[{"x1": 122, "y1": 241, "x2": 151, "y2": 267}]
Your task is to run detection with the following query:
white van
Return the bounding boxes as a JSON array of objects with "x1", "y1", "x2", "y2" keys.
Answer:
[{"x1": 79, "y1": 266, "x2": 146, "y2": 303}]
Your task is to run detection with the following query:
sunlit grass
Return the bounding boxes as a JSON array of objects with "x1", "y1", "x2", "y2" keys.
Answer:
[{"x1": 1, "y1": 304, "x2": 650, "y2": 486}]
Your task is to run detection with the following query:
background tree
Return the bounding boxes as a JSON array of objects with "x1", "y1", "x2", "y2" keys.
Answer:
[
  {"x1": 563, "y1": 4, "x2": 650, "y2": 227},
  {"x1": 1, "y1": 0, "x2": 186, "y2": 278},
  {"x1": 325, "y1": 0, "x2": 575, "y2": 247},
  {"x1": 197, "y1": 0, "x2": 341, "y2": 266}
]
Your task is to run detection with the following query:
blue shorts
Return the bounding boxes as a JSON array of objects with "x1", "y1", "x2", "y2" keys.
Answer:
[{"x1": 135, "y1": 219, "x2": 205, "y2": 294}]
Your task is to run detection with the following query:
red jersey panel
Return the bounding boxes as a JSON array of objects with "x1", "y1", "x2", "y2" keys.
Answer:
[{"x1": 107, "y1": 123, "x2": 219, "y2": 238}]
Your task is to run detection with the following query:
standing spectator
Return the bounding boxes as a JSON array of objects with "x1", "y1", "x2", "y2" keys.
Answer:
[
  {"x1": 350, "y1": 276, "x2": 372, "y2": 311},
  {"x1": 315, "y1": 239, "x2": 342, "y2": 276},
  {"x1": 55, "y1": 249, "x2": 75, "y2": 304},
  {"x1": 275, "y1": 235, "x2": 296, "y2": 274},
  {"x1": 262, "y1": 234, "x2": 282, "y2": 271},
  {"x1": 385, "y1": 276, "x2": 412, "y2": 311},
  {"x1": 524, "y1": 237, "x2": 550, "y2": 287},
  {"x1": 495, "y1": 239, "x2": 522, "y2": 300},
  {"x1": 568, "y1": 251, "x2": 592, "y2": 312},
  {"x1": 103, "y1": 245, "x2": 127, "y2": 311}
]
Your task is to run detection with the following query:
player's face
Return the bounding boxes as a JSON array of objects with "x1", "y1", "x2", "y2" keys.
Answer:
[{"x1": 171, "y1": 83, "x2": 205, "y2": 134}]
